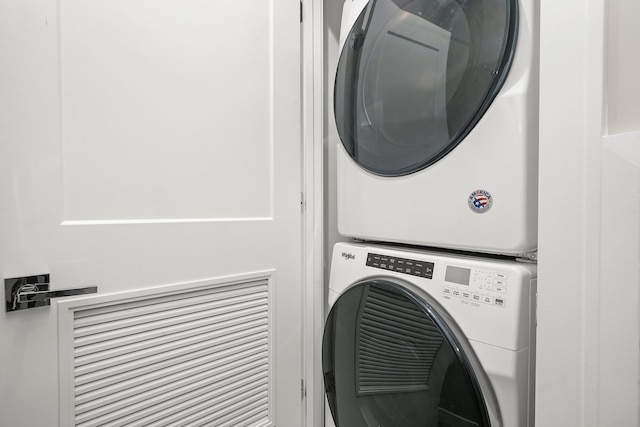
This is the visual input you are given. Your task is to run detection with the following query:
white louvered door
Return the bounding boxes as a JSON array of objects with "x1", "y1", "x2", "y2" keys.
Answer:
[{"x1": 0, "y1": 1, "x2": 302, "y2": 426}]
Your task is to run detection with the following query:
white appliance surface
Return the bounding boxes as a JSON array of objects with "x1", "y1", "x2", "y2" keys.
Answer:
[
  {"x1": 325, "y1": 242, "x2": 537, "y2": 427},
  {"x1": 335, "y1": 0, "x2": 539, "y2": 257}
]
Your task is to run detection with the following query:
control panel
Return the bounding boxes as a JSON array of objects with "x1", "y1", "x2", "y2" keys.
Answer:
[
  {"x1": 365, "y1": 252, "x2": 509, "y2": 309},
  {"x1": 442, "y1": 266, "x2": 509, "y2": 308},
  {"x1": 366, "y1": 253, "x2": 434, "y2": 279}
]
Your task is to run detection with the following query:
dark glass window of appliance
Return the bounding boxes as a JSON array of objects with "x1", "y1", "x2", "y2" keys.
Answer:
[
  {"x1": 322, "y1": 281, "x2": 490, "y2": 427},
  {"x1": 334, "y1": 0, "x2": 518, "y2": 176}
]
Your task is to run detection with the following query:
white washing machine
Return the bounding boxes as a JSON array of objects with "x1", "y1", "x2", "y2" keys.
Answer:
[
  {"x1": 334, "y1": 0, "x2": 539, "y2": 257},
  {"x1": 323, "y1": 242, "x2": 537, "y2": 427}
]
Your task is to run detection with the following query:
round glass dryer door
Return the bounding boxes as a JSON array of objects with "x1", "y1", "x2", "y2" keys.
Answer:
[
  {"x1": 322, "y1": 281, "x2": 498, "y2": 427},
  {"x1": 334, "y1": 0, "x2": 518, "y2": 176}
]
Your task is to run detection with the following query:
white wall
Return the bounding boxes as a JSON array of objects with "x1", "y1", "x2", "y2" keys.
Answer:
[
  {"x1": 607, "y1": 0, "x2": 640, "y2": 134},
  {"x1": 599, "y1": 134, "x2": 640, "y2": 425},
  {"x1": 536, "y1": 0, "x2": 603, "y2": 423},
  {"x1": 598, "y1": 1, "x2": 640, "y2": 423},
  {"x1": 537, "y1": 0, "x2": 640, "y2": 425}
]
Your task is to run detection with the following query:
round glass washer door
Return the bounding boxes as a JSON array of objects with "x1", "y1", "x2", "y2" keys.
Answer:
[
  {"x1": 322, "y1": 280, "x2": 500, "y2": 427},
  {"x1": 334, "y1": 0, "x2": 518, "y2": 176}
]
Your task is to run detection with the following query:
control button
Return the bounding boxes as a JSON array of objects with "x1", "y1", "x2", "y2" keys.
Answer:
[
  {"x1": 493, "y1": 279, "x2": 507, "y2": 286},
  {"x1": 427, "y1": 263, "x2": 435, "y2": 278},
  {"x1": 452, "y1": 289, "x2": 462, "y2": 297},
  {"x1": 414, "y1": 262, "x2": 435, "y2": 279},
  {"x1": 366, "y1": 255, "x2": 379, "y2": 268},
  {"x1": 493, "y1": 285, "x2": 507, "y2": 293},
  {"x1": 474, "y1": 270, "x2": 492, "y2": 278},
  {"x1": 471, "y1": 294, "x2": 482, "y2": 302},
  {"x1": 473, "y1": 273, "x2": 492, "y2": 283},
  {"x1": 366, "y1": 253, "x2": 434, "y2": 279},
  {"x1": 461, "y1": 291, "x2": 471, "y2": 299},
  {"x1": 443, "y1": 287, "x2": 452, "y2": 295},
  {"x1": 494, "y1": 272, "x2": 508, "y2": 280},
  {"x1": 481, "y1": 295, "x2": 494, "y2": 305},
  {"x1": 494, "y1": 298, "x2": 506, "y2": 307}
]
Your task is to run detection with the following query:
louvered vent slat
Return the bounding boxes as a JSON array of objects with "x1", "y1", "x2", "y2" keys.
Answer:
[
  {"x1": 178, "y1": 388, "x2": 268, "y2": 427},
  {"x1": 76, "y1": 370, "x2": 268, "y2": 426},
  {"x1": 76, "y1": 341, "x2": 267, "y2": 402},
  {"x1": 74, "y1": 295, "x2": 267, "y2": 343},
  {"x1": 136, "y1": 376, "x2": 268, "y2": 427},
  {"x1": 74, "y1": 309, "x2": 267, "y2": 362},
  {"x1": 74, "y1": 289, "x2": 267, "y2": 334},
  {"x1": 75, "y1": 325, "x2": 268, "y2": 379},
  {"x1": 216, "y1": 406, "x2": 269, "y2": 427},
  {"x1": 74, "y1": 281, "x2": 266, "y2": 321},
  {"x1": 69, "y1": 278, "x2": 272, "y2": 427},
  {"x1": 98, "y1": 381, "x2": 269, "y2": 427},
  {"x1": 76, "y1": 350, "x2": 267, "y2": 410},
  {"x1": 357, "y1": 286, "x2": 444, "y2": 395},
  {"x1": 75, "y1": 334, "x2": 266, "y2": 391}
]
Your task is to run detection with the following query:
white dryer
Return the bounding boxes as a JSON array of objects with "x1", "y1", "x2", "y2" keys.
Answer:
[
  {"x1": 334, "y1": 0, "x2": 538, "y2": 257},
  {"x1": 323, "y1": 242, "x2": 537, "y2": 427}
]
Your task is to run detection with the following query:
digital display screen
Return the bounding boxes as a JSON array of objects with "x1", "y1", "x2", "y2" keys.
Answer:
[{"x1": 445, "y1": 266, "x2": 471, "y2": 286}]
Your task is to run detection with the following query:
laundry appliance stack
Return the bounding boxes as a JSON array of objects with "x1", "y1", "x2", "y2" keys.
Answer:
[{"x1": 322, "y1": 0, "x2": 539, "y2": 426}]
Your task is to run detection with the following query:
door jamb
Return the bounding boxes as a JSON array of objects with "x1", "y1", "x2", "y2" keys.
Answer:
[{"x1": 302, "y1": 0, "x2": 325, "y2": 426}]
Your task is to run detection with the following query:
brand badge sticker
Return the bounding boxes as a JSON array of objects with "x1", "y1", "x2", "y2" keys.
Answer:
[
  {"x1": 468, "y1": 190, "x2": 493, "y2": 213},
  {"x1": 341, "y1": 252, "x2": 356, "y2": 261}
]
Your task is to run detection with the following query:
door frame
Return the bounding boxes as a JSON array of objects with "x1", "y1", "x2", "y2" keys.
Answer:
[{"x1": 302, "y1": 0, "x2": 325, "y2": 426}]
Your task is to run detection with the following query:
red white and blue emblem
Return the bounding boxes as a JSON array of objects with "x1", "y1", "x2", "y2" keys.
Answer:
[{"x1": 468, "y1": 190, "x2": 493, "y2": 213}]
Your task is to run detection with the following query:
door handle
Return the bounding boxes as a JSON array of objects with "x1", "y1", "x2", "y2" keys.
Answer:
[
  {"x1": 18, "y1": 286, "x2": 98, "y2": 303},
  {"x1": 5, "y1": 274, "x2": 98, "y2": 312}
]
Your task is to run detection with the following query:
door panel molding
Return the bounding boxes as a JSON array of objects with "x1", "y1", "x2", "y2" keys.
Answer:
[{"x1": 60, "y1": 0, "x2": 276, "y2": 223}]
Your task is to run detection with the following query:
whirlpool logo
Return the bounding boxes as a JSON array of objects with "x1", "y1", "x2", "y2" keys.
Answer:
[{"x1": 341, "y1": 252, "x2": 356, "y2": 261}]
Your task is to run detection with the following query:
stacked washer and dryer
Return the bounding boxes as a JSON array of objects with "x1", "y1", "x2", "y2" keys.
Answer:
[{"x1": 323, "y1": 0, "x2": 538, "y2": 426}]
